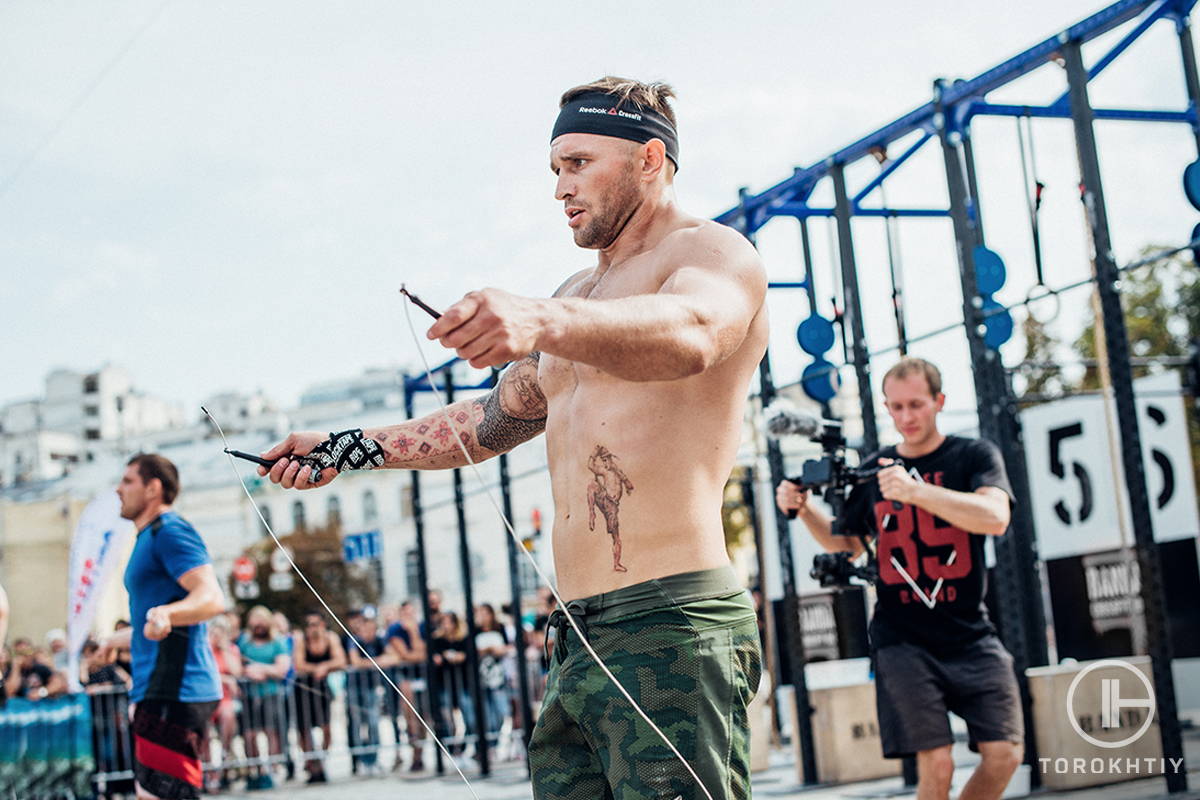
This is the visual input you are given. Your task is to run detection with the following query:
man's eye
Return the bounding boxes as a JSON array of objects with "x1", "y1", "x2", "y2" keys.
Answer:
[{"x1": 574, "y1": 159, "x2": 587, "y2": 168}]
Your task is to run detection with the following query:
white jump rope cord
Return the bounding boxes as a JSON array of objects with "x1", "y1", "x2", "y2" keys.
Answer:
[
  {"x1": 201, "y1": 296, "x2": 717, "y2": 800},
  {"x1": 202, "y1": 406, "x2": 483, "y2": 800},
  {"x1": 398, "y1": 298, "x2": 716, "y2": 800}
]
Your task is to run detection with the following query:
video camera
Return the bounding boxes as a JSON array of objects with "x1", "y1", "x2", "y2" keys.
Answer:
[
  {"x1": 765, "y1": 402, "x2": 900, "y2": 588},
  {"x1": 784, "y1": 419, "x2": 894, "y2": 507},
  {"x1": 810, "y1": 551, "x2": 879, "y2": 589}
]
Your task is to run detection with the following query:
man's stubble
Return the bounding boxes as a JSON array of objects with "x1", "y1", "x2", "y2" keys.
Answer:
[{"x1": 573, "y1": 162, "x2": 642, "y2": 250}]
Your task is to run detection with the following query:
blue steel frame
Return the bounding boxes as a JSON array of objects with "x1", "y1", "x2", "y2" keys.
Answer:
[
  {"x1": 717, "y1": 0, "x2": 1196, "y2": 234},
  {"x1": 720, "y1": 0, "x2": 1198, "y2": 791}
]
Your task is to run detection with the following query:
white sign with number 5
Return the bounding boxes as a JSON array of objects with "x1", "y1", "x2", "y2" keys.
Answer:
[{"x1": 1020, "y1": 371, "x2": 1199, "y2": 560}]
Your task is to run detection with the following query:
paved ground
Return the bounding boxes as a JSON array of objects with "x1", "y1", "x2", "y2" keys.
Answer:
[{"x1": 223, "y1": 734, "x2": 1200, "y2": 800}]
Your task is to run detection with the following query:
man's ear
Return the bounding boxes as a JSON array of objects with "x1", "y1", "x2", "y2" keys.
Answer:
[{"x1": 640, "y1": 138, "x2": 667, "y2": 180}]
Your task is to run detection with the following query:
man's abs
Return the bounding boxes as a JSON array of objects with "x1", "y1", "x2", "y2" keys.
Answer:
[{"x1": 541, "y1": 358, "x2": 750, "y2": 600}]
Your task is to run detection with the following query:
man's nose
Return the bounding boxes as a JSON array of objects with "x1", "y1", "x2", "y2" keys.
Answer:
[{"x1": 555, "y1": 174, "x2": 574, "y2": 201}]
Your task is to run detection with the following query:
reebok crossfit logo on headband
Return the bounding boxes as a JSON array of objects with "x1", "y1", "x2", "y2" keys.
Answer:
[
  {"x1": 552, "y1": 91, "x2": 679, "y2": 170},
  {"x1": 579, "y1": 106, "x2": 643, "y2": 121}
]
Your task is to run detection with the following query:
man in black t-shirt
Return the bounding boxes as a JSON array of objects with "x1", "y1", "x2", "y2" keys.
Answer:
[{"x1": 777, "y1": 357, "x2": 1023, "y2": 800}]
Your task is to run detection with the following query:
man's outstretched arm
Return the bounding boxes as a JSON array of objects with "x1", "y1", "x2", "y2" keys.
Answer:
[
  {"x1": 429, "y1": 226, "x2": 766, "y2": 382},
  {"x1": 260, "y1": 353, "x2": 546, "y2": 489}
]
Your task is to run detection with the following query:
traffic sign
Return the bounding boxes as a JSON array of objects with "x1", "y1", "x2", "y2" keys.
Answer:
[
  {"x1": 268, "y1": 572, "x2": 294, "y2": 592},
  {"x1": 269, "y1": 546, "x2": 294, "y2": 573},
  {"x1": 342, "y1": 530, "x2": 382, "y2": 562},
  {"x1": 232, "y1": 556, "x2": 256, "y2": 583},
  {"x1": 233, "y1": 579, "x2": 259, "y2": 600}
]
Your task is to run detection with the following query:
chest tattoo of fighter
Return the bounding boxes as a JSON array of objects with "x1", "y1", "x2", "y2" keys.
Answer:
[{"x1": 586, "y1": 445, "x2": 634, "y2": 572}]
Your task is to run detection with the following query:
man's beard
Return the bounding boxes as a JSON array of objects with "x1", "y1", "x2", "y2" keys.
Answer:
[
  {"x1": 573, "y1": 171, "x2": 640, "y2": 249},
  {"x1": 252, "y1": 626, "x2": 270, "y2": 638}
]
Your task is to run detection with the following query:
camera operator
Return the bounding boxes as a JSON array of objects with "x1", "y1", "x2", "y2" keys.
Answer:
[{"x1": 776, "y1": 357, "x2": 1022, "y2": 800}]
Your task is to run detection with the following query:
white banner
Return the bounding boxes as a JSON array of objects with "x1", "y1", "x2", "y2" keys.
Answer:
[
  {"x1": 1021, "y1": 371, "x2": 1200, "y2": 561},
  {"x1": 66, "y1": 492, "x2": 133, "y2": 690}
]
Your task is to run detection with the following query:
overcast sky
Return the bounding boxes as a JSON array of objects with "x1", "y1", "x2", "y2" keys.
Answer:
[{"x1": 2, "y1": 1, "x2": 1196, "y2": 425}]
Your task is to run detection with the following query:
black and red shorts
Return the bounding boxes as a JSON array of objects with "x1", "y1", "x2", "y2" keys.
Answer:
[{"x1": 132, "y1": 698, "x2": 218, "y2": 799}]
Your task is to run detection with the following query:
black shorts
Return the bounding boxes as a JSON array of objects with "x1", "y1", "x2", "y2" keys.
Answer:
[
  {"x1": 874, "y1": 635, "x2": 1023, "y2": 759},
  {"x1": 132, "y1": 698, "x2": 218, "y2": 799}
]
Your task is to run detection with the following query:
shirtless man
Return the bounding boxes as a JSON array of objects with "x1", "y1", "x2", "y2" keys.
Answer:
[{"x1": 260, "y1": 76, "x2": 766, "y2": 800}]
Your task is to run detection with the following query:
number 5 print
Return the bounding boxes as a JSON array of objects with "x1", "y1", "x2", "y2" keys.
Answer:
[{"x1": 1048, "y1": 422, "x2": 1093, "y2": 525}]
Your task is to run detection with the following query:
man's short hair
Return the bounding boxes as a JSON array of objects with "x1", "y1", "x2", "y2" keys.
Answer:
[
  {"x1": 127, "y1": 453, "x2": 180, "y2": 504},
  {"x1": 560, "y1": 76, "x2": 678, "y2": 131},
  {"x1": 882, "y1": 357, "x2": 943, "y2": 397}
]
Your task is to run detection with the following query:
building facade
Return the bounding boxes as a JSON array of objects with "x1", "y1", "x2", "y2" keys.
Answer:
[{"x1": 0, "y1": 363, "x2": 557, "y2": 645}]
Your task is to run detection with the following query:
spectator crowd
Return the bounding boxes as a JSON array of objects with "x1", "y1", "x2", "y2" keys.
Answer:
[{"x1": 1, "y1": 587, "x2": 563, "y2": 795}]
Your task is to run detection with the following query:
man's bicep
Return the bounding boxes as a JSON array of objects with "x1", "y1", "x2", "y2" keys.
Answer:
[
  {"x1": 660, "y1": 262, "x2": 760, "y2": 320},
  {"x1": 975, "y1": 486, "x2": 1013, "y2": 524},
  {"x1": 657, "y1": 247, "x2": 766, "y2": 357},
  {"x1": 176, "y1": 563, "x2": 218, "y2": 594},
  {"x1": 476, "y1": 353, "x2": 547, "y2": 454}
]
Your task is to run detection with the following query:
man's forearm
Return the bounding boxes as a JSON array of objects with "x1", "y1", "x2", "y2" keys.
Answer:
[
  {"x1": 164, "y1": 586, "x2": 224, "y2": 626},
  {"x1": 364, "y1": 400, "x2": 492, "y2": 470},
  {"x1": 364, "y1": 354, "x2": 546, "y2": 468},
  {"x1": 911, "y1": 483, "x2": 1009, "y2": 535},
  {"x1": 538, "y1": 295, "x2": 721, "y2": 382},
  {"x1": 798, "y1": 505, "x2": 864, "y2": 557},
  {"x1": 106, "y1": 627, "x2": 133, "y2": 650}
]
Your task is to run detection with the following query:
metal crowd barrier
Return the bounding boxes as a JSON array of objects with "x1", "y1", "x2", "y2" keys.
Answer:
[
  {"x1": 74, "y1": 659, "x2": 529, "y2": 796},
  {"x1": 0, "y1": 694, "x2": 95, "y2": 800}
]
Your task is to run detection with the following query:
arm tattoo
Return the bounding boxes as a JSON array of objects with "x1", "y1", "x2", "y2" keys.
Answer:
[
  {"x1": 476, "y1": 354, "x2": 547, "y2": 453},
  {"x1": 371, "y1": 408, "x2": 476, "y2": 467}
]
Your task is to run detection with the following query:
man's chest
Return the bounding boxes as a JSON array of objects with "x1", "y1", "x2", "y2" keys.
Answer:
[
  {"x1": 124, "y1": 537, "x2": 158, "y2": 586},
  {"x1": 537, "y1": 263, "x2": 666, "y2": 401}
]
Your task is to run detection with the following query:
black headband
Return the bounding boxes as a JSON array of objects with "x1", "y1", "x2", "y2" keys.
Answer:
[{"x1": 551, "y1": 91, "x2": 679, "y2": 171}]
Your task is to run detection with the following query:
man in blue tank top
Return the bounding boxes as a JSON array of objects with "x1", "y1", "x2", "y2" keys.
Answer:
[{"x1": 104, "y1": 453, "x2": 226, "y2": 799}]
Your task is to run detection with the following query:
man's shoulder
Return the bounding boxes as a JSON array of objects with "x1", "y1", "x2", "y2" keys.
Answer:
[
  {"x1": 662, "y1": 218, "x2": 761, "y2": 265},
  {"x1": 156, "y1": 511, "x2": 198, "y2": 536},
  {"x1": 944, "y1": 434, "x2": 1000, "y2": 459},
  {"x1": 864, "y1": 444, "x2": 900, "y2": 464}
]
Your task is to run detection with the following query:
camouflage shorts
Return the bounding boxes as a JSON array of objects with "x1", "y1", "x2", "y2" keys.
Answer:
[{"x1": 529, "y1": 566, "x2": 763, "y2": 800}]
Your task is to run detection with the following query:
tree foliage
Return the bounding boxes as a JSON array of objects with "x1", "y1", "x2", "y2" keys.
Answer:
[
  {"x1": 1069, "y1": 245, "x2": 1200, "y2": 501},
  {"x1": 1072, "y1": 248, "x2": 1197, "y2": 390},
  {"x1": 1016, "y1": 312, "x2": 1065, "y2": 403},
  {"x1": 722, "y1": 466, "x2": 754, "y2": 555},
  {"x1": 228, "y1": 521, "x2": 379, "y2": 625}
]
